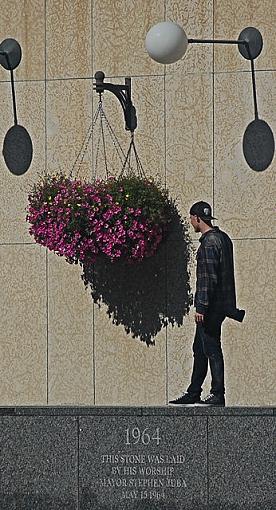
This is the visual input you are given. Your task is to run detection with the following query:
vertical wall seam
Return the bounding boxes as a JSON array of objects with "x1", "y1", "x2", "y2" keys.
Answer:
[
  {"x1": 207, "y1": 415, "x2": 209, "y2": 508},
  {"x1": 164, "y1": 0, "x2": 168, "y2": 404},
  {"x1": 91, "y1": 0, "x2": 96, "y2": 406},
  {"x1": 212, "y1": 0, "x2": 215, "y2": 217},
  {"x1": 77, "y1": 416, "x2": 80, "y2": 509},
  {"x1": 46, "y1": 250, "x2": 49, "y2": 404},
  {"x1": 164, "y1": 0, "x2": 167, "y2": 191},
  {"x1": 44, "y1": 0, "x2": 49, "y2": 405},
  {"x1": 210, "y1": 3, "x2": 213, "y2": 501}
]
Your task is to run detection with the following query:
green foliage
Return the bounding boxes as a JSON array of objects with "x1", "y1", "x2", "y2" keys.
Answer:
[
  {"x1": 28, "y1": 172, "x2": 71, "y2": 207},
  {"x1": 104, "y1": 174, "x2": 170, "y2": 224}
]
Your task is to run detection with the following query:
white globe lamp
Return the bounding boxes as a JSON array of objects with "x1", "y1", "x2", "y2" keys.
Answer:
[{"x1": 145, "y1": 21, "x2": 188, "y2": 64}]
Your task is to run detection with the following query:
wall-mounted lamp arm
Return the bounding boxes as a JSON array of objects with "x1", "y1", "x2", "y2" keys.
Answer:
[
  {"x1": 188, "y1": 38, "x2": 243, "y2": 45},
  {"x1": 10, "y1": 69, "x2": 18, "y2": 125},
  {"x1": 0, "y1": 51, "x2": 18, "y2": 125},
  {"x1": 188, "y1": 28, "x2": 262, "y2": 120},
  {"x1": 244, "y1": 42, "x2": 259, "y2": 120},
  {"x1": 94, "y1": 71, "x2": 137, "y2": 132},
  {"x1": 145, "y1": 22, "x2": 273, "y2": 171}
]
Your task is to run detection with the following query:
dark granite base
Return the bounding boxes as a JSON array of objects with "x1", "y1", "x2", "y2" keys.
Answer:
[{"x1": 0, "y1": 407, "x2": 275, "y2": 509}]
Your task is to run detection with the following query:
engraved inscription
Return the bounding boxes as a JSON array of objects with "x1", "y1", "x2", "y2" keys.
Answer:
[{"x1": 95, "y1": 426, "x2": 188, "y2": 501}]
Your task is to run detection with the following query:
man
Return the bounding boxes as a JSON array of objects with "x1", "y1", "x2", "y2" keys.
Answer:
[{"x1": 169, "y1": 201, "x2": 245, "y2": 406}]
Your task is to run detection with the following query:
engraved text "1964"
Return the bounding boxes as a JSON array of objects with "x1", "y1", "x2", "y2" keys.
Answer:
[{"x1": 125, "y1": 427, "x2": 161, "y2": 446}]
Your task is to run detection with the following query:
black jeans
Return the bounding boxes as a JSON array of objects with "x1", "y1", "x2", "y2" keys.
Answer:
[{"x1": 187, "y1": 311, "x2": 226, "y2": 396}]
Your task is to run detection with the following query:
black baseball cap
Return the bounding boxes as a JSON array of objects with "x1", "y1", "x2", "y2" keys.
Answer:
[{"x1": 189, "y1": 201, "x2": 217, "y2": 220}]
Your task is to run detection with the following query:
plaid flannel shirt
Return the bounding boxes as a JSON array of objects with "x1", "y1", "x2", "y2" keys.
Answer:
[{"x1": 194, "y1": 226, "x2": 237, "y2": 315}]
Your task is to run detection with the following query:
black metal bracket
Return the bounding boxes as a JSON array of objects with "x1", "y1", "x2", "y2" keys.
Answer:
[
  {"x1": 94, "y1": 71, "x2": 137, "y2": 132},
  {"x1": 188, "y1": 27, "x2": 263, "y2": 120},
  {"x1": 188, "y1": 27, "x2": 263, "y2": 60}
]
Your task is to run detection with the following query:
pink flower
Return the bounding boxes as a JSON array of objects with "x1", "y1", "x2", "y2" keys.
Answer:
[{"x1": 26, "y1": 173, "x2": 168, "y2": 265}]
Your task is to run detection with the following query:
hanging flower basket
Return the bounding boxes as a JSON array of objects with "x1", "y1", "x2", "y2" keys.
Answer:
[
  {"x1": 26, "y1": 171, "x2": 172, "y2": 265},
  {"x1": 26, "y1": 97, "x2": 174, "y2": 266}
]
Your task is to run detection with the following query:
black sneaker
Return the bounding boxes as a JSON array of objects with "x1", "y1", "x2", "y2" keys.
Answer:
[
  {"x1": 200, "y1": 393, "x2": 225, "y2": 406},
  {"x1": 169, "y1": 392, "x2": 201, "y2": 405}
]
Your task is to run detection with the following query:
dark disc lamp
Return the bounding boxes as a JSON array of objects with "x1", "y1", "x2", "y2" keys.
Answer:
[
  {"x1": 145, "y1": 22, "x2": 274, "y2": 172},
  {"x1": 0, "y1": 38, "x2": 22, "y2": 70}
]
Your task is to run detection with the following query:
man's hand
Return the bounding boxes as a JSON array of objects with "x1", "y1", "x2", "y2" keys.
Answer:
[{"x1": 195, "y1": 312, "x2": 204, "y2": 323}]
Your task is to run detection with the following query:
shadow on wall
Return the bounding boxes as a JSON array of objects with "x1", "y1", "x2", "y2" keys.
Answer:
[{"x1": 82, "y1": 203, "x2": 194, "y2": 345}]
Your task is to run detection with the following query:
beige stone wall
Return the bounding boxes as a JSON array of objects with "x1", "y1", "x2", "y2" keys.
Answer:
[{"x1": 0, "y1": 1, "x2": 275, "y2": 406}]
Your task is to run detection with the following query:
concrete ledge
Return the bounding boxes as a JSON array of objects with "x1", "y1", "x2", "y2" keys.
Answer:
[
  {"x1": 0, "y1": 405, "x2": 274, "y2": 415},
  {"x1": 0, "y1": 407, "x2": 275, "y2": 509}
]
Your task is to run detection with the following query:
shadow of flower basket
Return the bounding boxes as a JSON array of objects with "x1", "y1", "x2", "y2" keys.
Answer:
[{"x1": 81, "y1": 202, "x2": 194, "y2": 345}]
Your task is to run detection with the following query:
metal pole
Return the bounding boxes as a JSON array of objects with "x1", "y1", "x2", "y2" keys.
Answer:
[{"x1": 188, "y1": 38, "x2": 259, "y2": 120}]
